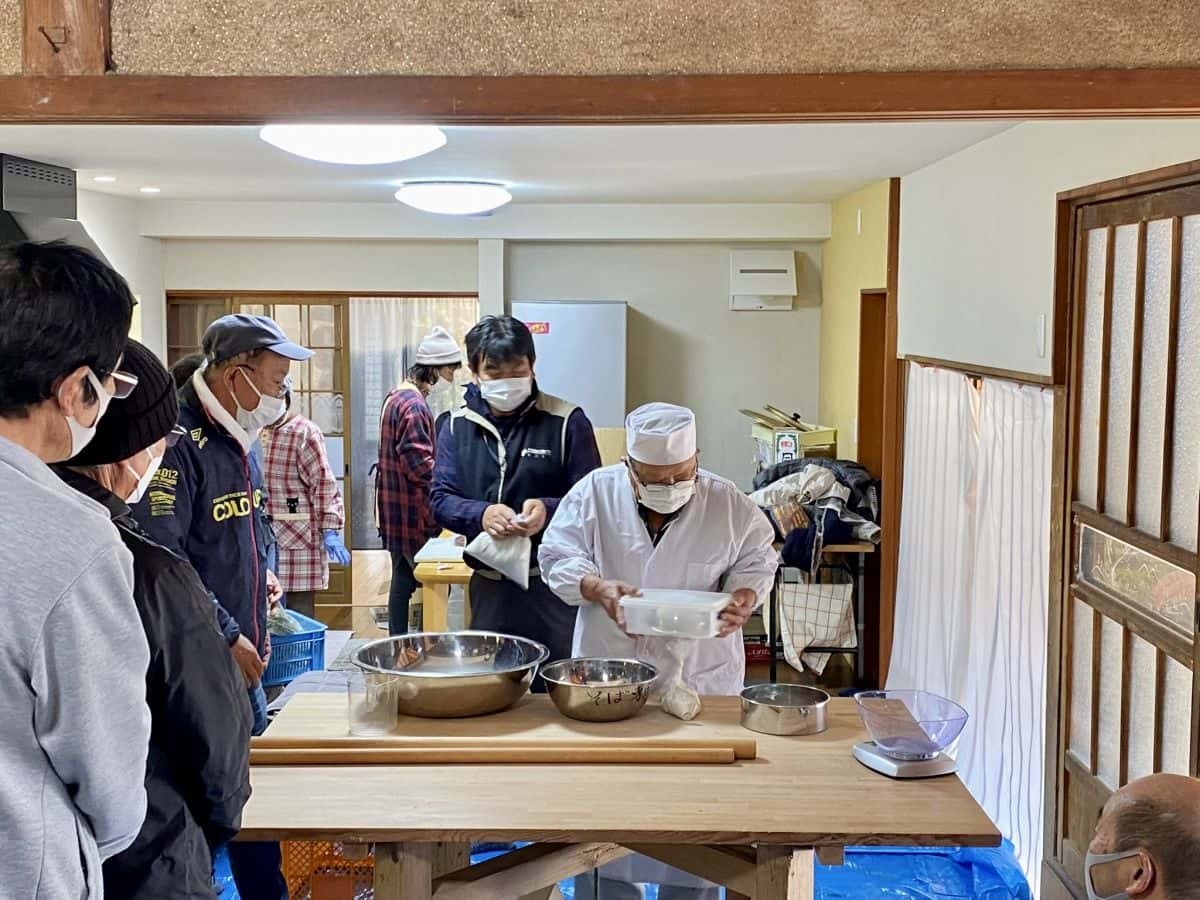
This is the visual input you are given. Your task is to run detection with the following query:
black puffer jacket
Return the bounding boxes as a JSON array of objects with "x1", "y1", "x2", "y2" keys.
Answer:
[{"x1": 57, "y1": 469, "x2": 252, "y2": 900}]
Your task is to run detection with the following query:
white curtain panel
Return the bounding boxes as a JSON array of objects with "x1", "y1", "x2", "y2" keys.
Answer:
[
  {"x1": 889, "y1": 364, "x2": 979, "y2": 694},
  {"x1": 888, "y1": 365, "x2": 1053, "y2": 892},
  {"x1": 960, "y1": 378, "x2": 1054, "y2": 888},
  {"x1": 348, "y1": 296, "x2": 479, "y2": 549}
]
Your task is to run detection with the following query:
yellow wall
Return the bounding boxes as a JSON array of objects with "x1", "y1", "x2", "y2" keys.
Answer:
[{"x1": 818, "y1": 180, "x2": 891, "y2": 461}]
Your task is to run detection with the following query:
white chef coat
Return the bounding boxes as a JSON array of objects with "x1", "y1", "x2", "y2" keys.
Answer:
[
  {"x1": 540, "y1": 464, "x2": 777, "y2": 694},
  {"x1": 539, "y1": 464, "x2": 777, "y2": 890}
]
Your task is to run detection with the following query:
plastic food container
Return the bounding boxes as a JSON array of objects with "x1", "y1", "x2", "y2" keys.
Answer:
[{"x1": 619, "y1": 589, "x2": 730, "y2": 639}]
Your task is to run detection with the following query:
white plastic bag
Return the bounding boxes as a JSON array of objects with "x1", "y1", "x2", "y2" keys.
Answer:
[
  {"x1": 465, "y1": 532, "x2": 532, "y2": 589},
  {"x1": 641, "y1": 636, "x2": 702, "y2": 721}
]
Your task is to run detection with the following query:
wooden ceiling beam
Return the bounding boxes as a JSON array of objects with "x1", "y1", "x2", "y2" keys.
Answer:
[
  {"x1": 0, "y1": 68, "x2": 1199, "y2": 124},
  {"x1": 23, "y1": 0, "x2": 111, "y2": 76}
]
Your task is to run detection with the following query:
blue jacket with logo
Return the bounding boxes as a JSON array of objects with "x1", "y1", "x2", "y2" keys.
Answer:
[{"x1": 133, "y1": 379, "x2": 270, "y2": 654}]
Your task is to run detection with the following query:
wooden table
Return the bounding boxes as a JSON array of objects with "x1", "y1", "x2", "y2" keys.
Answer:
[
  {"x1": 243, "y1": 694, "x2": 999, "y2": 899},
  {"x1": 413, "y1": 560, "x2": 472, "y2": 632}
]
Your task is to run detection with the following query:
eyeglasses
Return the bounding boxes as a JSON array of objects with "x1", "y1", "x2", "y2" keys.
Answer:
[
  {"x1": 164, "y1": 424, "x2": 188, "y2": 448},
  {"x1": 624, "y1": 457, "x2": 699, "y2": 487},
  {"x1": 107, "y1": 369, "x2": 139, "y2": 399},
  {"x1": 237, "y1": 365, "x2": 288, "y2": 399}
]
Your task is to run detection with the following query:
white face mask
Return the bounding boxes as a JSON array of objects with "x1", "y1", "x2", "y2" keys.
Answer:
[
  {"x1": 636, "y1": 478, "x2": 696, "y2": 514},
  {"x1": 234, "y1": 367, "x2": 287, "y2": 437},
  {"x1": 1084, "y1": 849, "x2": 1139, "y2": 900},
  {"x1": 479, "y1": 376, "x2": 532, "y2": 413},
  {"x1": 124, "y1": 448, "x2": 164, "y2": 505},
  {"x1": 60, "y1": 369, "x2": 113, "y2": 459}
]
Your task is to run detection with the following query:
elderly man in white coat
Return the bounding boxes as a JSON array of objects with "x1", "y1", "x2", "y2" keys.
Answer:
[{"x1": 539, "y1": 401, "x2": 778, "y2": 899}]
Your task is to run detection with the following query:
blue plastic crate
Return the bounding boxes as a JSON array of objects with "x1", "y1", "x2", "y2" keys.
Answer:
[{"x1": 262, "y1": 611, "x2": 327, "y2": 688}]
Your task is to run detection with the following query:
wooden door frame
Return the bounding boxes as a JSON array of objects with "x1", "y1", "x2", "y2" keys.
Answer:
[{"x1": 1041, "y1": 156, "x2": 1200, "y2": 898}]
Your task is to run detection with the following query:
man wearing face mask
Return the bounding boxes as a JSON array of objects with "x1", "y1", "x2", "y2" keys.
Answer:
[
  {"x1": 0, "y1": 241, "x2": 151, "y2": 900},
  {"x1": 55, "y1": 338, "x2": 252, "y2": 900},
  {"x1": 133, "y1": 313, "x2": 309, "y2": 900},
  {"x1": 432, "y1": 315, "x2": 601, "y2": 673},
  {"x1": 539, "y1": 402, "x2": 776, "y2": 898},
  {"x1": 376, "y1": 325, "x2": 463, "y2": 634},
  {"x1": 1084, "y1": 773, "x2": 1200, "y2": 900}
]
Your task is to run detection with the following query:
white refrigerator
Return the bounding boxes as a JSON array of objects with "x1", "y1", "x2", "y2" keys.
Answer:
[{"x1": 512, "y1": 300, "x2": 627, "y2": 427}]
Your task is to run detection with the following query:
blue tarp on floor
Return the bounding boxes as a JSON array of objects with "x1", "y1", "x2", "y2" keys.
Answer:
[
  {"x1": 215, "y1": 839, "x2": 1030, "y2": 899},
  {"x1": 815, "y1": 842, "x2": 1032, "y2": 899}
]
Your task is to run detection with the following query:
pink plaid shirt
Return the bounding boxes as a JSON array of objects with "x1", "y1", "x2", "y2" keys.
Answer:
[{"x1": 261, "y1": 415, "x2": 345, "y2": 593}]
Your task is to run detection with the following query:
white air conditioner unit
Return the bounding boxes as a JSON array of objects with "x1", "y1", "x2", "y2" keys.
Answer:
[{"x1": 729, "y1": 249, "x2": 797, "y2": 311}]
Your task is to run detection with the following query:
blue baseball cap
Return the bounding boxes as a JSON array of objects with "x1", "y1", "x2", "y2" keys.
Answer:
[{"x1": 202, "y1": 314, "x2": 313, "y2": 364}]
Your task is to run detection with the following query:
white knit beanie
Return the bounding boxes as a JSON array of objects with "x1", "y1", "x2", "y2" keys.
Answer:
[{"x1": 415, "y1": 326, "x2": 463, "y2": 365}]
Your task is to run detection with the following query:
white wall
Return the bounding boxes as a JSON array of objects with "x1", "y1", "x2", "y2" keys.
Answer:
[
  {"x1": 143, "y1": 201, "x2": 830, "y2": 243},
  {"x1": 507, "y1": 242, "x2": 822, "y2": 488},
  {"x1": 900, "y1": 120, "x2": 1200, "y2": 376},
  {"x1": 76, "y1": 190, "x2": 166, "y2": 356},
  {"x1": 162, "y1": 239, "x2": 478, "y2": 294}
]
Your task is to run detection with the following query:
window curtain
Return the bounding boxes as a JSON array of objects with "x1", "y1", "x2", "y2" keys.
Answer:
[
  {"x1": 348, "y1": 296, "x2": 479, "y2": 549},
  {"x1": 888, "y1": 364, "x2": 1054, "y2": 891}
]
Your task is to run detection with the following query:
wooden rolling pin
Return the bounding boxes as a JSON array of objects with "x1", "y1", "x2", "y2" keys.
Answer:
[
  {"x1": 251, "y1": 735, "x2": 757, "y2": 760},
  {"x1": 249, "y1": 746, "x2": 736, "y2": 766}
]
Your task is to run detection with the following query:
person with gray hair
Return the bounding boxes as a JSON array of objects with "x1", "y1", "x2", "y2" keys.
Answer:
[{"x1": 1086, "y1": 773, "x2": 1200, "y2": 900}]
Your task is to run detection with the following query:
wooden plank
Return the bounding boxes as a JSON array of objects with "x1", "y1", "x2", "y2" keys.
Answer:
[
  {"x1": 1070, "y1": 581, "x2": 1193, "y2": 670},
  {"x1": 1071, "y1": 502, "x2": 1197, "y2": 572},
  {"x1": 1153, "y1": 648, "x2": 1167, "y2": 771},
  {"x1": 375, "y1": 842, "x2": 432, "y2": 900},
  {"x1": 1160, "y1": 216, "x2": 1183, "y2": 542},
  {"x1": 4, "y1": 68, "x2": 1200, "y2": 124},
  {"x1": 815, "y1": 845, "x2": 845, "y2": 867},
  {"x1": 242, "y1": 696, "x2": 1000, "y2": 847},
  {"x1": 263, "y1": 694, "x2": 759, "y2": 760},
  {"x1": 1095, "y1": 225, "x2": 1116, "y2": 513},
  {"x1": 1042, "y1": 858, "x2": 1084, "y2": 900},
  {"x1": 903, "y1": 355, "x2": 1054, "y2": 387},
  {"x1": 1114, "y1": 578, "x2": 1194, "y2": 672},
  {"x1": 756, "y1": 847, "x2": 815, "y2": 900},
  {"x1": 433, "y1": 843, "x2": 628, "y2": 900},
  {"x1": 878, "y1": 177, "x2": 902, "y2": 686},
  {"x1": 1079, "y1": 184, "x2": 1200, "y2": 230},
  {"x1": 1119, "y1": 627, "x2": 1131, "y2": 786},
  {"x1": 432, "y1": 843, "x2": 470, "y2": 879},
  {"x1": 248, "y1": 746, "x2": 736, "y2": 765},
  {"x1": 626, "y1": 844, "x2": 756, "y2": 895},
  {"x1": 1125, "y1": 221, "x2": 1147, "y2": 526},
  {"x1": 1059, "y1": 159, "x2": 1200, "y2": 203},
  {"x1": 253, "y1": 735, "x2": 753, "y2": 759},
  {"x1": 23, "y1": 0, "x2": 110, "y2": 76},
  {"x1": 1089, "y1": 607, "x2": 1102, "y2": 776},
  {"x1": 1054, "y1": 560, "x2": 1075, "y2": 861}
]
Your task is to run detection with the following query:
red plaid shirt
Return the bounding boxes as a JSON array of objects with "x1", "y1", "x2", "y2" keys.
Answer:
[
  {"x1": 375, "y1": 385, "x2": 438, "y2": 558},
  {"x1": 261, "y1": 415, "x2": 345, "y2": 593}
]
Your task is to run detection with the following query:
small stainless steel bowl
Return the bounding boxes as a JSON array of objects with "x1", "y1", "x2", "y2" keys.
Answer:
[
  {"x1": 740, "y1": 684, "x2": 830, "y2": 736},
  {"x1": 539, "y1": 658, "x2": 658, "y2": 722},
  {"x1": 353, "y1": 631, "x2": 549, "y2": 719}
]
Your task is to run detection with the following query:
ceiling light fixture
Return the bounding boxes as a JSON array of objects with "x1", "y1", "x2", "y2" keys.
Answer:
[
  {"x1": 92, "y1": 175, "x2": 117, "y2": 183},
  {"x1": 139, "y1": 186, "x2": 161, "y2": 194},
  {"x1": 259, "y1": 124, "x2": 447, "y2": 165},
  {"x1": 394, "y1": 181, "x2": 512, "y2": 216}
]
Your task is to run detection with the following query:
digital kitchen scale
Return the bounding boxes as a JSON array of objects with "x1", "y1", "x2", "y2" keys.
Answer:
[{"x1": 853, "y1": 740, "x2": 958, "y2": 779}]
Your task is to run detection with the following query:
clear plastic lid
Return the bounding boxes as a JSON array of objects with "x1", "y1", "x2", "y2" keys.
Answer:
[{"x1": 619, "y1": 589, "x2": 730, "y2": 611}]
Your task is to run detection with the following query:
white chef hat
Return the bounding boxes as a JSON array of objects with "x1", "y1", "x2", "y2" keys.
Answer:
[
  {"x1": 415, "y1": 326, "x2": 463, "y2": 365},
  {"x1": 625, "y1": 402, "x2": 697, "y2": 465}
]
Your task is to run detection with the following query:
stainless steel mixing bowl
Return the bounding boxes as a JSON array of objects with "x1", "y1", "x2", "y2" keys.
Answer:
[
  {"x1": 352, "y1": 631, "x2": 549, "y2": 718},
  {"x1": 539, "y1": 658, "x2": 658, "y2": 722},
  {"x1": 740, "y1": 683, "x2": 830, "y2": 736}
]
